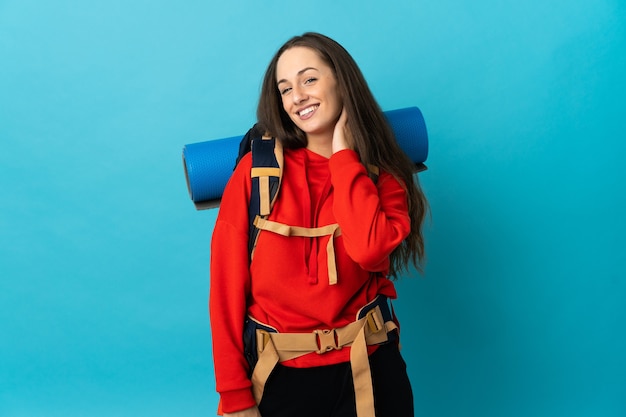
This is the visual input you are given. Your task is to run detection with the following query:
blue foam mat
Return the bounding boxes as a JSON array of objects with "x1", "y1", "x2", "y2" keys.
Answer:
[{"x1": 183, "y1": 106, "x2": 428, "y2": 209}]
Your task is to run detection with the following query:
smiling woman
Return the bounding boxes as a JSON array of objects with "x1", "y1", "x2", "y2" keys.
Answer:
[
  {"x1": 275, "y1": 48, "x2": 343, "y2": 154},
  {"x1": 209, "y1": 32, "x2": 428, "y2": 417}
]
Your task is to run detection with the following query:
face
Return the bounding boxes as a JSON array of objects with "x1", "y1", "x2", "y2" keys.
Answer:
[{"x1": 276, "y1": 46, "x2": 343, "y2": 142}]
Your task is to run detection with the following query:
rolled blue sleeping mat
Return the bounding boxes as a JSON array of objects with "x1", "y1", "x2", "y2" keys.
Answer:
[{"x1": 183, "y1": 106, "x2": 428, "y2": 210}]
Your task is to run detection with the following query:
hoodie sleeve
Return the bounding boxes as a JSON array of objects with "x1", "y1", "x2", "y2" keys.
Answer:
[
  {"x1": 329, "y1": 149, "x2": 410, "y2": 272},
  {"x1": 209, "y1": 153, "x2": 257, "y2": 413}
]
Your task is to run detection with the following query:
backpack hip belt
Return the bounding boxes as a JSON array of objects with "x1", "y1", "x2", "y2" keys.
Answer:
[{"x1": 247, "y1": 296, "x2": 398, "y2": 417}]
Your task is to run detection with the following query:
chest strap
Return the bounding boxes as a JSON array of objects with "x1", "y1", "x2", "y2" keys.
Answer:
[
  {"x1": 253, "y1": 216, "x2": 341, "y2": 285},
  {"x1": 250, "y1": 305, "x2": 397, "y2": 417}
]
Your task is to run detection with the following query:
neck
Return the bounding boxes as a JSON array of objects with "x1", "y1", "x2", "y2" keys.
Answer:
[{"x1": 306, "y1": 133, "x2": 333, "y2": 158}]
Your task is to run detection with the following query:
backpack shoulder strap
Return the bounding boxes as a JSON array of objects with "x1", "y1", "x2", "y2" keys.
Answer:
[
  {"x1": 248, "y1": 135, "x2": 283, "y2": 259},
  {"x1": 235, "y1": 123, "x2": 265, "y2": 167}
]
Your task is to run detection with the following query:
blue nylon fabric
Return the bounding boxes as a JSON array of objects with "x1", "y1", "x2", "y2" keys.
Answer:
[{"x1": 248, "y1": 137, "x2": 281, "y2": 256}]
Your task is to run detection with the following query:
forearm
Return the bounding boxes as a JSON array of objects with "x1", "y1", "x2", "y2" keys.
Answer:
[
  {"x1": 329, "y1": 150, "x2": 410, "y2": 270},
  {"x1": 209, "y1": 156, "x2": 258, "y2": 412}
]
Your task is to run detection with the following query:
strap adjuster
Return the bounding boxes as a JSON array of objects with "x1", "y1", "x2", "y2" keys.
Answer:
[
  {"x1": 366, "y1": 308, "x2": 384, "y2": 333},
  {"x1": 257, "y1": 330, "x2": 271, "y2": 354},
  {"x1": 314, "y1": 329, "x2": 341, "y2": 354}
]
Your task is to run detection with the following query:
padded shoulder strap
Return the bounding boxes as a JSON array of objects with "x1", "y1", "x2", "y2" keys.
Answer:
[
  {"x1": 235, "y1": 123, "x2": 265, "y2": 168},
  {"x1": 248, "y1": 136, "x2": 283, "y2": 259}
]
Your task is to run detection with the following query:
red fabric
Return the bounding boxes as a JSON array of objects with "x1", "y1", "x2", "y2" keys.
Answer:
[{"x1": 209, "y1": 148, "x2": 410, "y2": 413}]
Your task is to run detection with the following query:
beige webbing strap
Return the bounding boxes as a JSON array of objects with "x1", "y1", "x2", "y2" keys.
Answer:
[
  {"x1": 251, "y1": 167, "x2": 281, "y2": 216},
  {"x1": 251, "y1": 337, "x2": 279, "y2": 404},
  {"x1": 367, "y1": 164, "x2": 380, "y2": 176},
  {"x1": 251, "y1": 167, "x2": 281, "y2": 177},
  {"x1": 250, "y1": 307, "x2": 398, "y2": 417},
  {"x1": 351, "y1": 322, "x2": 374, "y2": 417},
  {"x1": 253, "y1": 216, "x2": 342, "y2": 285}
]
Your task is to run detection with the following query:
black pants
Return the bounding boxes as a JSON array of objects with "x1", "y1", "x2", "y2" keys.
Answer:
[{"x1": 258, "y1": 342, "x2": 414, "y2": 417}]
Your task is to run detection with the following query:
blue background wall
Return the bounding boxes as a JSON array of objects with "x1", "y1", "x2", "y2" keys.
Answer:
[{"x1": 1, "y1": 1, "x2": 624, "y2": 416}]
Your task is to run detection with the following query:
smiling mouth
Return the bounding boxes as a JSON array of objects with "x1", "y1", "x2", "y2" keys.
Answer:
[{"x1": 298, "y1": 105, "x2": 319, "y2": 117}]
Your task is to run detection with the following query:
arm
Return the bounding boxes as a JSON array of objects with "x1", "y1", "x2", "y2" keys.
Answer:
[
  {"x1": 329, "y1": 150, "x2": 410, "y2": 271},
  {"x1": 329, "y1": 108, "x2": 410, "y2": 271},
  {"x1": 209, "y1": 154, "x2": 257, "y2": 413}
]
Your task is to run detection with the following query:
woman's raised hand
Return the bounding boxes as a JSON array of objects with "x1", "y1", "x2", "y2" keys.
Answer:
[{"x1": 332, "y1": 108, "x2": 351, "y2": 154}]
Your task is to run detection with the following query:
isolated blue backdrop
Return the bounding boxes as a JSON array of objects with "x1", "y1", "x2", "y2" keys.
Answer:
[{"x1": 1, "y1": 1, "x2": 624, "y2": 416}]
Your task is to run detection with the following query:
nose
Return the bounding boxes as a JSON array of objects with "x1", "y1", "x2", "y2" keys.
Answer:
[{"x1": 291, "y1": 84, "x2": 308, "y2": 104}]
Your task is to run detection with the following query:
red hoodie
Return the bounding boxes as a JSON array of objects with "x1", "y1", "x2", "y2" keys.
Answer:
[{"x1": 209, "y1": 147, "x2": 410, "y2": 413}]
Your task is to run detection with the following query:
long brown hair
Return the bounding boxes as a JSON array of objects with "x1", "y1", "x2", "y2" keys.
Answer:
[{"x1": 257, "y1": 32, "x2": 428, "y2": 278}]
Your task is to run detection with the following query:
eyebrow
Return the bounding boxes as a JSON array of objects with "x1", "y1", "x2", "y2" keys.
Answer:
[{"x1": 277, "y1": 67, "x2": 319, "y2": 85}]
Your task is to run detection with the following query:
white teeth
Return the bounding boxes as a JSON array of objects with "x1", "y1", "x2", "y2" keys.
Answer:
[{"x1": 299, "y1": 105, "x2": 318, "y2": 116}]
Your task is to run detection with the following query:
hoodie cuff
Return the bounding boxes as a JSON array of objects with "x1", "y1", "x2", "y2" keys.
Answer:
[{"x1": 219, "y1": 387, "x2": 257, "y2": 414}]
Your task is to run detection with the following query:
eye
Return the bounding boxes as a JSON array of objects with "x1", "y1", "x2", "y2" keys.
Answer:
[
  {"x1": 304, "y1": 77, "x2": 317, "y2": 85},
  {"x1": 279, "y1": 86, "x2": 292, "y2": 95}
]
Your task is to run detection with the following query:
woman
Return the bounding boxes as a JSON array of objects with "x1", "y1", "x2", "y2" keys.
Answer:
[{"x1": 210, "y1": 32, "x2": 428, "y2": 417}]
